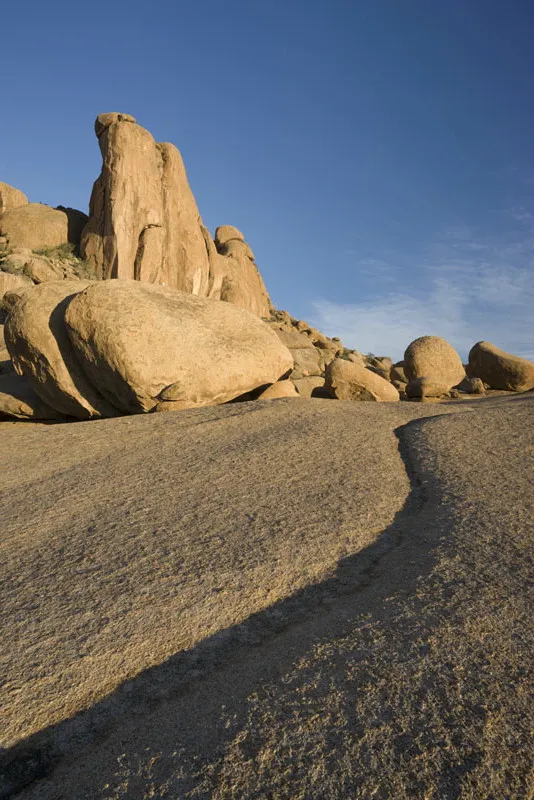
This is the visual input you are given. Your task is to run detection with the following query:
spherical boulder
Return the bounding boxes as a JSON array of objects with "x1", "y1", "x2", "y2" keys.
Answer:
[{"x1": 404, "y1": 336, "x2": 465, "y2": 390}]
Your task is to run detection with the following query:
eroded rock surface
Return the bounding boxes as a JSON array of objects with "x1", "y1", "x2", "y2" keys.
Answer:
[{"x1": 468, "y1": 341, "x2": 534, "y2": 392}]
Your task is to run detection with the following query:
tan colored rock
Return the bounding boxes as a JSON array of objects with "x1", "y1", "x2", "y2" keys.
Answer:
[
  {"x1": 213, "y1": 230, "x2": 271, "y2": 318},
  {"x1": 1, "y1": 270, "x2": 34, "y2": 301},
  {"x1": 81, "y1": 114, "x2": 210, "y2": 295},
  {"x1": 391, "y1": 361, "x2": 407, "y2": 383},
  {"x1": 64, "y1": 280, "x2": 293, "y2": 414},
  {"x1": 468, "y1": 341, "x2": 534, "y2": 392},
  {"x1": 456, "y1": 376, "x2": 486, "y2": 395},
  {"x1": 0, "y1": 182, "x2": 28, "y2": 215},
  {"x1": 0, "y1": 373, "x2": 63, "y2": 419},
  {"x1": 214, "y1": 225, "x2": 245, "y2": 247},
  {"x1": 257, "y1": 380, "x2": 299, "y2": 400},
  {"x1": 4, "y1": 281, "x2": 120, "y2": 419},
  {"x1": 0, "y1": 204, "x2": 87, "y2": 251},
  {"x1": 292, "y1": 376, "x2": 330, "y2": 398},
  {"x1": 23, "y1": 256, "x2": 64, "y2": 284},
  {"x1": 94, "y1": 112, "x2": 137, "y2": 137},
  {"x1": 404, "y1": 336, "x2": 465, "y2": 389},
  {"x1": 326, "y1": 359, "x2": 400, "y2": 402},
  {"x1": 406, "y1": 377, "x2": 452, "y2": 399}
]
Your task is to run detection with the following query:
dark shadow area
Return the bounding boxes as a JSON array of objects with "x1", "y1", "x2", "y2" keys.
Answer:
[{"x1": 55, "y1": 207, "x2": 88, "y2": 255}]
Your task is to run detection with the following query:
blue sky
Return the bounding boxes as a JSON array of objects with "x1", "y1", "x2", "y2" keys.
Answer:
[{"x1": 1, "y1": 0, "x2": 532, "y2": 360}]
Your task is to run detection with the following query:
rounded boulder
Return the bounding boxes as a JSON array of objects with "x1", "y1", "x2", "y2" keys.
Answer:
[
  {"x1": 64, "y1": 280, "x2": 294, "y2": 413},
  {"x1": 404, "y1": 336, "x2": 465, "y2": 389}
]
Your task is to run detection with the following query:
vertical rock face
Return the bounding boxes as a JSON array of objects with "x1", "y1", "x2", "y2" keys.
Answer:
[
  {"x1": 81, "y1": 113, "x2": 210, "y2": 294},
  {"x1": 81, "y1": 113, "x2": 273, "y2": 317},
  {"x1": 0, "y1": 182, "x2": 28, "y2": 215}
]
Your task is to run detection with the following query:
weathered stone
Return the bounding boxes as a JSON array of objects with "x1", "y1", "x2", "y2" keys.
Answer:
[
  {"x1": 292, "y1": 376, "x2": 330, "y2": 398},
  {"x1": 257, "y1": 381, "x2": 300, "y2": 400},
  {"x1": 406, "y1": 377, "x2": 452, "y2": 399},
  {"x1": 0, "y1": 373, "x2": 63, "y2": 419},
  {"x1": 214, "y1": 226, "x2": 245, "y2": 247},
  {"x1": 325, "y1": 359, "x2": 399, "y2": 402},
  {"x1": 23, "y1": 256, "x2": 64, "y2": 284},
  {"x1": 391, "y1": 361, "x2": 407, "y2": 384},
  {"x1": 0, "y1": 182, "x2": 28, "y2": 215},
  {"x1": 0, "y1": 204, "x2": 87, "y2": 251},
  {"x1": 468, "y1": 341, "x2": 534, "y2": 392},
  {"x1": 212, "y1": 229, "x2": 271, "y2": 318},
  {"x1": 4, "y1": 281, "x2": 119, "y2": 419},
  {"x1": 404, "y1": 336, "x2": 465, "y2": 389},
  {"x1": 456, "y1": 376, "x2": 486, "y2": 395},
  {"x1": 81, "y1": 114, "x2": 210, "y2": 295},
  {"x1": 64, "y1": 281, "x2": 293, "y2": 414}
]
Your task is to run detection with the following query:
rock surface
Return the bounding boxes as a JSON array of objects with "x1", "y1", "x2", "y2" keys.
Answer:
[
  {"x1": 0, "y1": 204, "x2": 87, "y2": 251},
  {"x1": 257, "y1": 380, "x2": 299, "y2": 399},
  {"x1": 0, "y1": 372, "x2": 62, "y2": 419},
  {"x1": 468, "y1": 341, "x2": 534, "y2": 392},
  {"x1": 81, "y1": 113, "x2": 272, "y2": 318},
  {"x1": 404, "y1": 335, "x2": 465, "y2": 389},
  {"x1": 326, "y1": 358, "x2": 400, "y2": 402},
  {"x1": 64, "y1": 280, "x2": 293, "y2": 414},
  {"x1": 0, "y1": 182, "x2": 28, "y2": 215},
  {"x1": 1, "y1": 395, "x2": 532, "y2": 800},
  {"x1": 4, "y1": 281, "x2": 119, "y2": 419}
]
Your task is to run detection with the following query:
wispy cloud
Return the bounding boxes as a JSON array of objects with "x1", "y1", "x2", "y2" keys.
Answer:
[{"x1": 311, "y1": 217, "x2": 534, "y2": 361}]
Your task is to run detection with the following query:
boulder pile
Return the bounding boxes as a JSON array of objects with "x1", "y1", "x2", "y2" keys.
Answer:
[
  {"x1": 1, "y1": 280, "x2": 292, "y2": 420},
  {"x1": 1, "y1": 112, "x2": 533, "y2": 421}
]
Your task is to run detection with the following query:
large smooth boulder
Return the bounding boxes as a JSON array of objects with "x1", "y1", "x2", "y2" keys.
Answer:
[
  {"x1": 0, "y1": 204, "x2": 87, "y2": 251},
  {"x1": 4, "y1": 281, "x2": 120, "y2": 419},
  {"x1": 325, "y1": 359, "x2": 399, "y2": 402},
  {"x1": 406, "y1": 377, "x2": 452, "y2": 400},
  {"x1": 81, "y1": 113, "x2": 210, "y2": 294},
  {"x1": 404, "y1": 336, "x2": 465, "y2": 390},
  {"x1": 468, "y1": 341, "x2": 534, "y2": 392},
  {"x1": 64, "y1": 280, "x2": 293, "y2": 414},
  {"x1": 0, "y1": 373, "x2": 63, "y2": 419},
  {"x1": 0, "y1": 182, "x2": 28, "y2": 215}
]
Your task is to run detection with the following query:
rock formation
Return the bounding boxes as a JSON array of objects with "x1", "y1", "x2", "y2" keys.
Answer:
[
  {"x1": 2, "y1": 279, "x2": 292, "y2": 419},
  {"x1": 0, "y1": 181, "x2": 28, "y2": 215},
  {"x1": 0, "y1": 203, "x2": 87, "y2": 251},
  {"x1": 404, "y1": 335, "x2": 465, "y2": 390},
  {"x1": 325, "y1": 358, "x2": 400, "y2": 402},
  {"x1": 468, "y1": 341, "x2": 534, "y2": 392},
  {"x1": 81, "y1": 113, "x2": 272, "y2": 318}
]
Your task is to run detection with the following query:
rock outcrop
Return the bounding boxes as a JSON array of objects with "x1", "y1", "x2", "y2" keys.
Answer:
[
  {"x1": 468, "y1": 341, "x2": 534, "y2": 392},
  {"x1": 63, "y1": 280, "x2": 292, "y2": 415},
  {"x1": 0, "y1": 204, "x2": 87, "y2": 252},
  {"x1": 0, "y1": 182, "x2": 28, "y2": 215},
  {"x1": 0, "y1": 372, "x2": 63, "y2": 419},
  {"x1": 325, "y1": 358, "x2": 400, "y2": 402},
  {"x1": 3, "y1": 280, "x2": 293, "y2": 420},
  {"x1": 404, "y1": 336, "x2": 465, "y2": 390},
  {"x1": 81, "y1": 113, "x2": 272, "y2": 318},
  {"x1": 5, "y1": 281, "x2": 120, "y2": 419}
]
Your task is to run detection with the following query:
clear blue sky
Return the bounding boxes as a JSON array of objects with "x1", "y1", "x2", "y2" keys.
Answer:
[{"x1": 2, "y1": 0, "x2": 533, "y2": 359}]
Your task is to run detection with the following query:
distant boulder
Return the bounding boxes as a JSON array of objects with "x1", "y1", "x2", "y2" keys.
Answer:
[
  {"x1": 404, "y1": 336, "x2": 465, "y2": 390},
  {"x1": 0, "y1": 182, "x2": 28, "y2": 215},
  {"x1": 325, "y1": 359, "x2": 399, "y2": 402},
  {"x1": 0, "y1": 204, "x2": 87, "y2": 251},
  {"x1": 468, "y1": 341, "x2": 534, "y2": 392}
]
